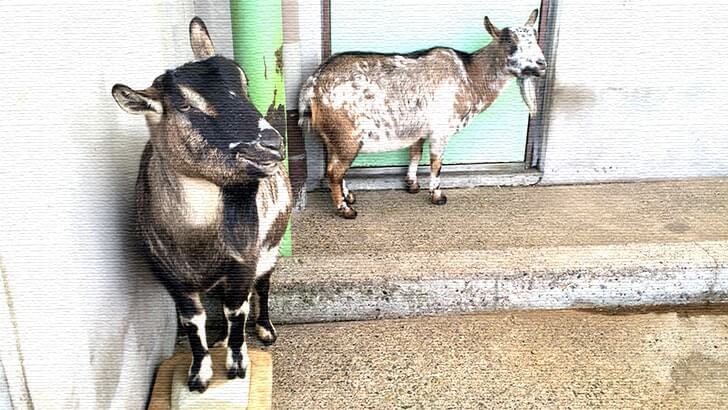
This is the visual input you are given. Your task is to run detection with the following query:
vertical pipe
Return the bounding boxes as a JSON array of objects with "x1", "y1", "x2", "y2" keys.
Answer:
[{"x1": 229, "y1": 0, "x2": 292, "y2": 256}]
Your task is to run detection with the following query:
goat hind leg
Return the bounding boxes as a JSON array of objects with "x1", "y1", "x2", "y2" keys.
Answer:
[
  {"x1": 342, "y1": 179, "x2": 355, "y2": 205},
  {"x1": 253, "y1": 272, "x2": 277, "y2": 345},
  {"x1": 406, "y1": 139, "x2": 424, "y2": 193},
  {"x1": 326, "y1": 151, "x2": 357, "y2": 219}
]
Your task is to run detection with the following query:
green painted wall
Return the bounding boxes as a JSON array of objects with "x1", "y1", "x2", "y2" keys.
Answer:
[
  {"x1": 330, "y1": 0, "x2": 541, "y2": 167},
  {"x1": 230, "y1": 0, "x2": 292, "y2": 256}
]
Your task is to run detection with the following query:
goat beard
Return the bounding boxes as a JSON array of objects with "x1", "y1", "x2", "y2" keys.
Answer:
[{"x1": 518, "y1": 77, "x2": 538, "y2": 115}]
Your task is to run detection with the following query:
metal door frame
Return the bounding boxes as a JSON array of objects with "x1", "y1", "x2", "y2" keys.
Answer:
[{"x1": 316, "y1": 0, "x2": 557, "y2": 190}]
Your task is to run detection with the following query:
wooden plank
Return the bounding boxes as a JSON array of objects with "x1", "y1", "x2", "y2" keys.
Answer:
[{"x1": 148, "y1": 347, "x2": 272, "y2": 410}]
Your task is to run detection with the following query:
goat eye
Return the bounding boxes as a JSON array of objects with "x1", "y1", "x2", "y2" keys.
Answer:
[{"x1": 177, "y1": 103, "x2": 191, "y2": 112}]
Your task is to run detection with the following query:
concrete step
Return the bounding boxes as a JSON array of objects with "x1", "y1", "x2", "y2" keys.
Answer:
[
  {"x1": 271, "y1": 240, "x2": 728, "y2": 323},
  {"x1": 268, "y1": 179, "x2": 728, "y2": 324},
  {"x1": 270, "y1": 307, "x2": 728, "y2": 409}
]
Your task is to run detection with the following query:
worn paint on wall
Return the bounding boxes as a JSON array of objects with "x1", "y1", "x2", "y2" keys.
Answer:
[{"x1": 541, "y1": 0, "x2": 728, "y2": 183}]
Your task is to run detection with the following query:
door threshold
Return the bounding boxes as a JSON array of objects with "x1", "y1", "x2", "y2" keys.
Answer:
[{"x1": 307, "y1": 163, "x2": 542, "y2": 191}]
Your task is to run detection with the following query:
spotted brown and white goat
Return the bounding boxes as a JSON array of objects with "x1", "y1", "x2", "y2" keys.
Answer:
[
  {"x1": 112, "y1": 18, "x2": 291, "y2": 393},
  {"x1": 299, "y1": 9, "x2": 546, "y2": 219}
]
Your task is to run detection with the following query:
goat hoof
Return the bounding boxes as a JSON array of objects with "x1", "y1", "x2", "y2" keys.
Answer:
[
  {"x1": 187, "y1": 374, "x2": 209, "y2": 393},
  {"x1": 226, "y1": 349, "x2": 250, "y2": 379},
  {"x1": 431, "y1": 194, "x2": 447, "y2": 205},
  {"x1": 406, "y1": 182, "x2": 420, "y2": 194},
  {"x1": 256, "y1": 323, "x2": 278, "y2": 346},
  {"x1": 226, "y1": 365, "x2": 247, "y2": 380},
  {"x1": 337, "y1": 207, "x2": 357, "y2": 219},
  {"x1": 344, "y1": 192, "x2": 356, "y2": 205},
  {"x1": 226, "y1": 360, "x2": 248, "y2": 379}
]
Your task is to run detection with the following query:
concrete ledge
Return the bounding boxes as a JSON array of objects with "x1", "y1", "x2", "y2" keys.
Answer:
[
  {"x1": 270, "y1": 240, "x2": 728, "y2": 323},
  {"x1": 308, "y1": 163, "x2": 542, "y2": 191},
  {"x1": 263, "y1": 179, "x2": 728, "y2": 324}
]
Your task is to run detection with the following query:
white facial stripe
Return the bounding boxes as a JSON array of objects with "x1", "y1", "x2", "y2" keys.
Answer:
[
  {"x1": 178, "y1": 85, "x2": 216, "y2": 116},
  {"x1": 258, "y1": 118, "x2": 275, "y2": 131}
]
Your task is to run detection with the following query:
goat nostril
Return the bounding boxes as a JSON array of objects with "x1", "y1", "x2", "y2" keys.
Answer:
[
  {"x1": 537, "y1": 59, "x2": 547, "y2": 69},
  {"x1": 258, "y1": 128, "x2": 282, "y2": 151}
]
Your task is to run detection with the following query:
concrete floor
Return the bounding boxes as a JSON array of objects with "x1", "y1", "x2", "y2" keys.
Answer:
[
  {"x1": 294, "y1": 179, "x2": 728, "y2": 255},
  {"x1": 270, "y1": 306, "x2": 728, "y2": 409},
  {"x1": 264, "y1": 179, "x2": 728, "y2": 323},
  {"x1": 172, "y1": 180, "x2": 728, "y2": 408}
]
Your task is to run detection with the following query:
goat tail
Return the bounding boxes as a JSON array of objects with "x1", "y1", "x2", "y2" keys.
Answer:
[{"x1": 297, "y1": 76, "x2": 316, "y2": 132}]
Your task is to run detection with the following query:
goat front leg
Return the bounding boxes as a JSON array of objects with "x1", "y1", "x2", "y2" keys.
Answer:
[
  {"x1": 175, "y1": 293, "x2": 213, "y2": 393},
  {"x1": 428, "y1": 139, "x2": 447, "y2": 204},
  {"x1": 406, "y1": 139, "x2": 424, "y2": 193},
  {"x1": 223, "y1": 267, "x2": 254, "y2": 379}
]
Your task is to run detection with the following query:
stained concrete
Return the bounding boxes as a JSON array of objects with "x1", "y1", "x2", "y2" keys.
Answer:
[
  {"x1": 196, "y1": 180, "x2": 728, "y2": 328},
  {"x1": 263, "y1": 179, "x2": 728, "y2": 323},
  {"x1": 270, "y1": 307, "x2": 728, "y2": 409},
  {"x1": 293, "y1": 179, "x2": 728, "y2": 255}
]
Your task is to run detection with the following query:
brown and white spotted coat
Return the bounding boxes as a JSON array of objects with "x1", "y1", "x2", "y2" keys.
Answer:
[
  {"x1": 112, "y1": 18, "x2": 291, "y2": 393},
  {"x1": 299, "y1": 9, "x2": 546, "y2": 218}
]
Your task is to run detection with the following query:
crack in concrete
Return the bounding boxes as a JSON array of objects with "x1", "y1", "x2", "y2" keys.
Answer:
[{"x1": 692, "y1": 241, "x2": 721, "y2": 300}]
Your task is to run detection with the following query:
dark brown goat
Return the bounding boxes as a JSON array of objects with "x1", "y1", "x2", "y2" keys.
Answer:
[{"x1": 112, "y1": 18, "x2": 291, "y2": 393}]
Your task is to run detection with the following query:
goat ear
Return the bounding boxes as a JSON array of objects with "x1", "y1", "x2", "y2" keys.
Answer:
[
  {"x1": 189, "y1": 17, "x2": 215, "y2": 59},
  {"x1": 484, "y1": 16, "x2": 501, "y2": 40},
  {"x1": 525, "y1": 9, "x2": 539, "y2": 27},
  {"x1": 112, "y1": 84, "x2": 162, "y2": 115}
]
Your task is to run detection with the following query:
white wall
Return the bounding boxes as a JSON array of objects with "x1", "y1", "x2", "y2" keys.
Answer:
[
  {"x1": 540, "y1": 0, "x2": 728, "y2": 184},
  {"x1": 284, "y1": 1, "x2": 728, "y2": 185},
  {"x1": 193, "y1": 0, "x2": 235, "y2": 57},
  {"x1": 0, "y1": 1, "x2": 221, "y2": 407},
  {"x1": 282, "y1": 0, "x2": 323, "y2": 108}
]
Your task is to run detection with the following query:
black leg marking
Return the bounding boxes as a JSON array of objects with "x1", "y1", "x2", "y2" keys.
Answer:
[
  {"x1": 174, "y1": 293, "x2": 212, "y2": 393},
  {"x1": 223, "y1": 265, "x2": 254, "y2": 379},
  {"x1": 226, "y1": 308, "x2": 248, "y2": 379},
  {"x1": 254, "y1": 270, "x2": 277, "y2": 345}
]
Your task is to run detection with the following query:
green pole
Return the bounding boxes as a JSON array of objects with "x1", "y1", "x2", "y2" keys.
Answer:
[{"x1": 230, "y1": 0, "x2": 292, "y2": 256}]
